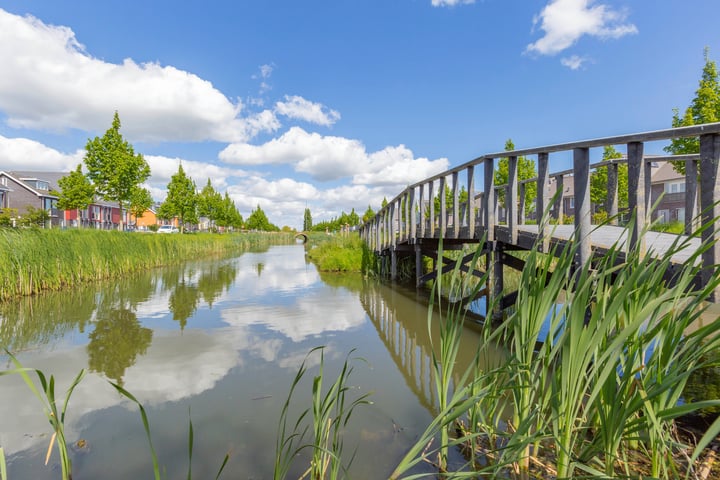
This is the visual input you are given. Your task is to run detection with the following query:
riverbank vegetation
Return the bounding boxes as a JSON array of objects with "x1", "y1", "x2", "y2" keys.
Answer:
[
  {"x1": 305, "y1": 233, "x2": 365, "y2": 272},
  {"x1": 0, "y1": 228, "x2": 293, "y2": 302}
]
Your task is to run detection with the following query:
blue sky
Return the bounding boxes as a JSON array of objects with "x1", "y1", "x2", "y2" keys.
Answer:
[{"x1": 0, "y1": 0, "x2": 718, "y2": 229}]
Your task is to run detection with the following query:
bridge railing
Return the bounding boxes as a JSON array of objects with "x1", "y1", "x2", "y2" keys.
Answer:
[{"x1": 360, "y1": 122, "x2": 720, "y2": 284}]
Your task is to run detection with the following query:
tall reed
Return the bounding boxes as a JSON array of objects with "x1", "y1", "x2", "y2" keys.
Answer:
[
  {"x1": 273, "y1": 347, "x2": 371, "y2": 480},
  {"x1": 0, "y1": 229, "x2": 293, "y2": 302}
]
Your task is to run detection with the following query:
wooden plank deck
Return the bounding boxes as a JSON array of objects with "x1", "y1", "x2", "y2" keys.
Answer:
[{"x1": 498, "y1": 224, "x2": 701, "y2": 266}]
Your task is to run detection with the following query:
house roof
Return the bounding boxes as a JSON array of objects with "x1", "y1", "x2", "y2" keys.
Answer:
[
  {"x1": 650, "y1": 162, "x2": 684, "y2": 184},
  {"x1": 0, "y1": 170, "x2": 59, "y2": 198}
]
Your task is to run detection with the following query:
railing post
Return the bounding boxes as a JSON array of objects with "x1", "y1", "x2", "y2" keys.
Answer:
[
  {"x1": 467, "y1": 165, "x2": 475, "y2": 239},
  {"x1": 484, "y1": 158, "x2": 495, "y2": 242},
  {"x1": 419, "y1": 183, "x2": 426, "y2": 237},
  {"x1": 537, "y1": 152, "x2": 550, "y2": 252},
  {"x1": 439, "y1": 176, "x2": 447, "y2": 238},
  {"x1": 685, "y1": 157, "x2": 699, "y2": 234},
  {"x1": 452, "y1": 171, "x2": 460, "y2": 238},
  {"x1": 700, "y1": 133, "x2": 720, "y2": 301},
  {"x1": 429, "y1": 180, "x2": 435, "y2": 237},
  {"x1": 404, "y1": 191, "x2": 410, "y2": 241},
  {"x1": 627, "y1": 141, "x2": 647, "y2": 257},
  {"x1": 573, "y1": 147, "x2": 591, "y2": 268},
  {"x1": 508, "y1": 156, "x2": 518, "y2": 244},
  {"x1": 607, "y1": 162, "x2": 618, "y2": 225},
  {"x1": 519, "y1": 182, "x2": 526, "y2": 226},
  {"x1": 410, "y1": 187, "x2": 417, "y2": 241},
  {"x1": 554, "y1": 175, "x2": 564, "y2": 223}
]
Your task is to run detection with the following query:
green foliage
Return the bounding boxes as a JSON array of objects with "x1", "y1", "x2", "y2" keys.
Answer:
[
  {"x1": 361, "y1": 205, "x2": 374, "y2": 223},
  {"x1": 665, "y1": 48, "x2": 720, "y2": 173},
  {"x1": 56, "y1": 164, "x2": 95, "y2": 213},
  {"x1": 197, "y1": 179, "x2": 224, "y2": 229},
  {"x1": 494, "y1": 138, "x2": 538, "y2": 213},
  {"x1": 214, "y1": 192, "x2": 243, "y2": 229},
  {"x1": 306, "y1": 234, "x2": 364, "y2": 272},
  {"x1": 590, "y1": 145, "x2": 628, "y2": 211},
  {"x1": 310, "y1": 209, "x2": 360, "y2": 233},
  {"x1": 84, "y1": 112, "x2": 150, "y2": 228},
  {"x1": 650, "y1": 220, "x2": 684, "y2": 234},
  {"x1": 246, "y1": 204, "x2": 279, "y2": 231},
  {"x1": 303, "y1": 207, "x2": 313, "y2": 231},
  {"x1": 129, "y1": 187, "x2": 153, "y2": 224},
  {"x1": 159, "y1": 163, "x2": 198, "y2": 232},
  {"x1": 0, "y1": 208, "x2": 17, "y2": 227},
  {"x1": 18, "y1": 206, "x2": 50, "y2": 227}
]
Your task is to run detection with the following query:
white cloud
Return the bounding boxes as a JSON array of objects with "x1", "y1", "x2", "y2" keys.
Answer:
[
  {"x1": 219, "y1": 127, "x2": 447, "y2": 184},
  {"x1": 0, "y1": 135, "x2": 83, "y2": 171},
  {"x1": 275, "y1": 95, "x2": 341, "y2": 126},
  {"x1": 561, "y1": 54, "x2": 587, "y2": 70},
  {"x1": 432, "y1": 0, "x2": 475, "y2": 6},
  {"x1": 0, "y1": 9, "x2": 278, "y2": 143},
  {"x1": 526, "y1": 0, "x2": 637, "y2": 56}
]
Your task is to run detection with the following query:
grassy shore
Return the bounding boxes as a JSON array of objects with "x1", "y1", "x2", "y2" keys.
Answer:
[
  {"x1": 305, "y1": 233, "x2": 365, "y2": 272},
  {"x1": 0, "y1": 228, "x2": 293, "y2": 302}
]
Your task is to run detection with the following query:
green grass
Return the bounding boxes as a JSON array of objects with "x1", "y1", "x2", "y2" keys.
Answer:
[
  {"x1": 305, "y1": 234, "x2": 364, "y2": 272},
  {"x1": 0, "y1": 229, "x2": 293, "y2": 302}
]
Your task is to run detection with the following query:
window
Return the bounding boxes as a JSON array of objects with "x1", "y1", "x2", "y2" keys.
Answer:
[
  {"x1": 568, "y1": 197, "x2": 575, "y2": 209},
  {"x1": 665, "y1": 181, "x2": 685, "y2": 194},
  {"x1": 36, "y1": 181, "x2": 49, "y2": 191},
  {"x1": 677, "y1": 208, "x2": 686, "y2": 223}
]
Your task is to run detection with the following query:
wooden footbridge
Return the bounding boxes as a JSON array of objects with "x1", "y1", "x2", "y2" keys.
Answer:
[{"x1": 359, "y1": 123, "x2": 720, "y2": 316}]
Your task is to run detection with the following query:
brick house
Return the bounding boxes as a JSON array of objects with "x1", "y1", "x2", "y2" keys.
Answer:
[
  {"x1": 0, "y1": 170, "x2": 62, "y2": 226},
  {"x1": 0, "y1": 170, "x2": 131, "y2": 229}
]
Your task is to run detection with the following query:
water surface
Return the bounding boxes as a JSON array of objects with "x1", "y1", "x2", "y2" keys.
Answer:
[{"x1": 1, "y1": 244, "x2": 491, "y2": 478}]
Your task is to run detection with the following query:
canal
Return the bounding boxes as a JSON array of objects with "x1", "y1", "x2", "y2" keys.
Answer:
[{"x1": 0, "y1": 243, "x2": 492, "y2": 479}]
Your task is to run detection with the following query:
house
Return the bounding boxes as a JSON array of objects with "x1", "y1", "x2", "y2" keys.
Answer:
[
  {"x1": 0, "y1": 170, "x2": 132, "y2": 229},
  {"x1": 649, "y1": 162, "x2": 686, "y2": 223},
  {"x1": 553, "y1": 161, "x2": 687, "y2": 224},
  {"x1": 0, "y1": 170, "x2": 62, "y2": 226}
]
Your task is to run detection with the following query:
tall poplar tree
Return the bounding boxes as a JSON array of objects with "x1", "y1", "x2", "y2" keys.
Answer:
[
  {"x1": 303, "y1": 207, "x2": 313, "y2": 231},
  {"x1": 84, "y1": 112, "x2": 150, "y2": 230},
  {"x1": 665, "y1": 48, "x2": 720, "y2": 173},
  {"x1": 57, "y1": 164, "x2": 95, "y2": 227}
]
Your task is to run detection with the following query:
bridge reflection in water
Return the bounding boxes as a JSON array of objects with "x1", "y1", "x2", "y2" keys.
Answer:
[{"x1": 359, "y1": 280, "x2": 505, "y2": 416}]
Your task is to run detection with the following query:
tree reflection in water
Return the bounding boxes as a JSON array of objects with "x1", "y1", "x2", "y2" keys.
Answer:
[{"x1": 87, "y1": 307, "x2": 152, "y2": 385}]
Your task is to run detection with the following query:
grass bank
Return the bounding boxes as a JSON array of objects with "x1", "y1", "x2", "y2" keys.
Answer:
[
  {"x1": 0, "y1": 228, "x2": 293, "y2": 302},
  {"x1": 305, "y1": 233, "x2": 365, "y2": 272}
]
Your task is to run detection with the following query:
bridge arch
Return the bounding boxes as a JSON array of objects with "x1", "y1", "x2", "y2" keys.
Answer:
[{"x1": 294, "y1": 232, "x2": 308, "y2": 243}]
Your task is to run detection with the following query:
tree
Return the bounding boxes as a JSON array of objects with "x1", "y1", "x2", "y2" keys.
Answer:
[
  {"x1": 197, "y1": 178, "x2": 223, "y2": 230},
  {"x1": 303, "y1": 207, "x2": 313, "y2": 231},
  {"x1": 84, "y1": 112, "x2": 150, "y2": 230},
  {"x1": 159, "y1": 163, "x2": 197, "y2": 233},
  {"x1": 590, "y1": 146, "x2": 627, "y2": 212},
  {"x1": 216, "y1": 192, "x2": 243, "y2": 230},
  {"x1": 665, "y1": 48, "x2": 720, "y2": 173},
  {"x1": 57, "y1": 164, "x2": 95, "y2": 227},
  {"x1": 246, "y1": 205, "x2": 279, "y2": 231},
  {"x1": 128, "y1": 187, "x2": 153, "y2": 227},
  {"x1": 362, "y1": 205, "x2": 375, "y2": 223},
  {"x1": 494, "y1": 139, "x2": 537, "y2": 213}
]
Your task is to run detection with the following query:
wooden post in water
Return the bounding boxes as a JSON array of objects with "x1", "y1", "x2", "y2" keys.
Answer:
[
  {"x1": 484, "y1": 157, "x2": 503, "y2": 321},
  {"x1": 699, "y1": 133, "x2": 720, "y2": 301},
  {"x1": 573, "y1": 147, "x2": 591, "y2": 268}
]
